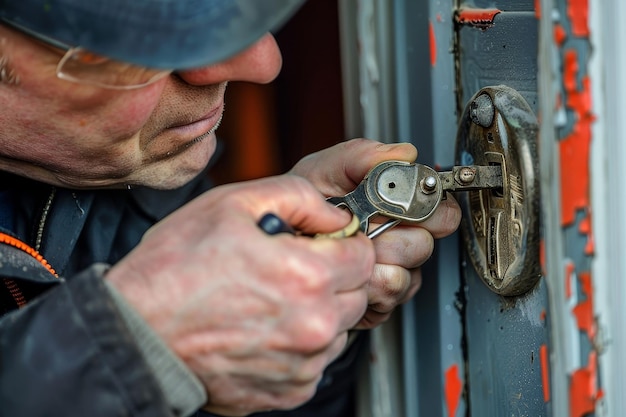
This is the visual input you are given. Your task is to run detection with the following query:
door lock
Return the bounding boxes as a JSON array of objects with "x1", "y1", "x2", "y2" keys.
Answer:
[{"x1": 455, "y1": 85, "x2": 541, "y2": 296}]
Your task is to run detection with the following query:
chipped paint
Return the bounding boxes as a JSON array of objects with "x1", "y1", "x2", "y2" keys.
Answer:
[
  {"x1": 554, "y1": 24, "x2": 567, "y2": 46},
  {"x1": 540, "y1": 344, "x2": 551, "y2": 402},
  {"x1": 571, "y1": 271, "x2": 596, "y2": 340},
  {"x1": 429, "y1": 21, "x2": 437, "y2": 67},
  {"x1": 455, "y1": 8, "x2": 501, "y2": 30},
  {"x1": 444, "y1": 364, "x2": 463, "y2": 417},
  {"x1": 535, "y1": 0, "x2": 542, "y2": 19},
  {"x1": 570, "y1": 351, "x2": 602, "y2": 417},
  {"x1": 567, "y1": 0, "x2": 590, "y2": 37},
  {"x1": 553, "y1": 0, "x2": 602, "y2": 414},
  {"x1": 559, "y1": 49, "x2": 594, "y2": 227}
]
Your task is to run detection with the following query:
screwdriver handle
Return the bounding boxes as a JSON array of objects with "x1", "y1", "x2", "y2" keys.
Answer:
[{"x1": 257, "y1": 213, "x2": 296, "y2": 235}]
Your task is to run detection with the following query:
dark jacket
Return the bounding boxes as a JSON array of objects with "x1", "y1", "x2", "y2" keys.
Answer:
[{"x1": 0, "y1": 171, "x2": 364, "y2": 417}]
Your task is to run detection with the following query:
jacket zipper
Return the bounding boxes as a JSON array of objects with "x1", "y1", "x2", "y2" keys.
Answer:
[
  {"x1": 1, "y1": 187, "x2": 58, "y2": 308},
  {"x1": 1, "y1": 232, "x2": 58, "y2": 308},
  {"x1": 35, "y1": 186, "x2": 56, "y2": 251}
]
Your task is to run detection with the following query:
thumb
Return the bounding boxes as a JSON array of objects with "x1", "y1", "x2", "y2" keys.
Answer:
[{"x1": 289, "y1": 139, "x2": 418, "y2": 196}]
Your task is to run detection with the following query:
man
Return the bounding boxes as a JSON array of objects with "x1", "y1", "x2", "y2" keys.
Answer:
[{"x1": 0, "y1": 1, "x2": 461, "y2": 416}]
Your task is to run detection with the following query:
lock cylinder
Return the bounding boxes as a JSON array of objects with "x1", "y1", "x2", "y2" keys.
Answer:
[{"x1": 455, "y1": 86, "x2": 542, "y2": 296}]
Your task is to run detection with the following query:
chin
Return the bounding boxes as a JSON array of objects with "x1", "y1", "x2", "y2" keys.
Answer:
[
  {"x1": 141, "y1": 168, "x2": 206, "y2": 190},
  {"x1": 132, "y1": 137, "x2": 217, "y2": 190}
]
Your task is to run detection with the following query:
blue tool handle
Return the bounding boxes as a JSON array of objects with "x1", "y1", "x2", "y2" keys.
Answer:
[{"x1": 257, "y1": 213, "x2": 296, "y2": 235}]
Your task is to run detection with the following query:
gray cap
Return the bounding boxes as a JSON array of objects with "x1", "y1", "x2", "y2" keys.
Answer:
[{"x1": 0, "y1": 0, "x2": 306, "y2": 69}]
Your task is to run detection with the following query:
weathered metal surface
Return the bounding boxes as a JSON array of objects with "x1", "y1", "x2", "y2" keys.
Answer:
[
  {"x1": 455, "y1": 3, "x2": 552, "y2": 417},
  {"x1": 456, "y1": 11, "x2": 539, "y2": 110}
]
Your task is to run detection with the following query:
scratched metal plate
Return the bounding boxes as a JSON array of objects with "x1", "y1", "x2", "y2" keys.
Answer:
[{"x1": 456, "y1": 5, "x2": 552, "y2": 417}]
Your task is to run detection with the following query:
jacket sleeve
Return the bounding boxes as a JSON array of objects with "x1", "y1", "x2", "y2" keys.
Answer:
[{"x1": 0, "y1": 263, "x2": 198, "y2": 417}]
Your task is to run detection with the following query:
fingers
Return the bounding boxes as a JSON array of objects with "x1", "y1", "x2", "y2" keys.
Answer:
[
  {"x1": 304, "y1": 231, "x2": 375, "y2": 292},
  {"x1": 357, "y1": 198, "x2": 460, "y2": 330},
  {"x1": 373, "y1": 226, "x2": 434, "y2": 268},
  {"x1": 417, "y1": 194, "x2": 462, "y2": 239},
  {"x1": 355, "y1": 266, "x2": 422, "y2": 330},
  {"x1": 370, "y1": 193, "x2": 460, "y2": 267}
]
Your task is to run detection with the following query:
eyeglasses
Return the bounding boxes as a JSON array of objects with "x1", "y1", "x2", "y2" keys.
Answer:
[{"x1": 0, "y1": 18, "x2": 173, "y2": 90}]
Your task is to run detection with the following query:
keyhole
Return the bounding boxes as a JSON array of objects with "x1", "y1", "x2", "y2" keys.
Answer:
[{"x1": 388, "y1": 182, "x2": 396, "y2": 189}]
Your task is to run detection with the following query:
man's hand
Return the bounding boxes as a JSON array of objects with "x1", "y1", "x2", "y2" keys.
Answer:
[
  {"x1": 289, "y1": 138, "x2": 462, "y2": 329},
  {"x1": 105, "y1": 176, "x2": 375, "y2": 415}
]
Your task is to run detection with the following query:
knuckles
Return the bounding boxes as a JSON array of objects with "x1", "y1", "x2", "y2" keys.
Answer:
[
  {"x1": 368, "y1": 264, "x2": 411, "y2": 313},
  {"x1": 292, "y1": 313, "x2": 340, "y2": 353}
]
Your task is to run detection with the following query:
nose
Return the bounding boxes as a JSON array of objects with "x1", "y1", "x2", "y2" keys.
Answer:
[{"x1": 175, "y1": 33, "x2": 283, "y2": 86}]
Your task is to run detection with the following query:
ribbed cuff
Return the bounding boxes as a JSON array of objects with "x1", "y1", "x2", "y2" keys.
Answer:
[{"x1": 103, "y1": 274, "x2": 207, "y2": 417}]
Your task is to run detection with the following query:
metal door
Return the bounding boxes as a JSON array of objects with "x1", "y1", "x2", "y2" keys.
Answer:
[{"x1": 340, "y1": 0, "x2": 622, "y2": 415}]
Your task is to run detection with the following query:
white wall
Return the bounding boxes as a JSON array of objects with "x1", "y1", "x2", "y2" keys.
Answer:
[{"x1": 590, "y1": 0, "x2": 626, "y2": 414}]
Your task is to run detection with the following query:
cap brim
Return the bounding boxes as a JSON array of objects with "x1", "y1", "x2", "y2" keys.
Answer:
[{"x1": 0, "y1": 0, "x2": 306, "y2": 69}]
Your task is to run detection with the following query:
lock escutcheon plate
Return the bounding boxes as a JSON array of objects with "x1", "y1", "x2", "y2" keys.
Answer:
[{"x1": 455, "y1": 85, "x2": 541, "y2": 296}]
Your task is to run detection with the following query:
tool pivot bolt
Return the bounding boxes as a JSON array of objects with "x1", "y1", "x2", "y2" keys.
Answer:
[{"x1": 421, "y1": 176, "x2": 438, "y2": 194}]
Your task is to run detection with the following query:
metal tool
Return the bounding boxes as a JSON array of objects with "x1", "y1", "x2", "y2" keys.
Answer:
[
  {"x1": 327, "y1": 160, "x2": 503, "y2": 238},
  {"x1": 258, "y1": 212, "x2": 361, "y2": 239}
]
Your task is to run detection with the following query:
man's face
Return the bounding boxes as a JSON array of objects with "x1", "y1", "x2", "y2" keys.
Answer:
[{"x1": 0, "y1": 24, "x2": 282, "y2": 189}]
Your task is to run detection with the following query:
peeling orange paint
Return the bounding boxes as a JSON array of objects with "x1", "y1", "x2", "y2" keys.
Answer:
[
  {"x1": 558, "y1": 2, "x2": 601, "y2": 416},
  {"x1": 444, "y1": 364, "x2": 463, "y2": 417},
  {"x1": 535, "y1": 0, "x2": 541, "y2": 19},
  {"x1": 455, "y1": 8, "x2": 501, "y2": 29},
  {"x1": 563, "y1": 50, "x2": 579, "y2": 93},
  {"x1": 429, "y1": 21, "x2": 437, "y2": 67},
  {"x1": 571, "y1": 271, "x2": 596, "y2": 340},
  {"x1": 567, "y1": 0, "x2": 590, "y2": 37},
  {"x1": 540, "y1": 344, "x2": 550, "y2": 402},
  {"x1": 560, "y1": 49, "x2": 595, "y2": 226},
  {"x1": 554, "y1": 24, "x2": 567, "y2": 46},
  {"x1": 570, "y1": 351, "x2": 600, "y2": 417}
]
